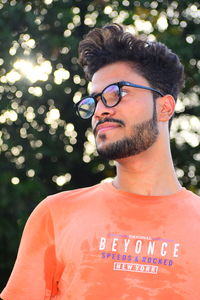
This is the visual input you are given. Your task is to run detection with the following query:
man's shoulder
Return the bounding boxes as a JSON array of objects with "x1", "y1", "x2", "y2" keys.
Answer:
[
  {"x1": 182, "y1": 189, "x2": 200, "y2": 216},
  {"x1": 184, "y1": 188, "x2": 200, "y2": 200},
  {"x1": 42, "y1": 182, "x2": 105, "y2": 207}
]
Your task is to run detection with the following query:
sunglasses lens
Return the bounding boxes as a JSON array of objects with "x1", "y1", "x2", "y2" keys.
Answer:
[
  {"x1": 77, "y1": 97, "x2": 96, "y2": 119},
  {"x1": 102, "y1": 84, "x2": 120, "y2": 106}
]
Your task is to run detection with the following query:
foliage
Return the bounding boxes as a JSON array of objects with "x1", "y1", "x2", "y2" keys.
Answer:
[{"x1": 0, "y1": 0, "x2": 200, "y2": 289}]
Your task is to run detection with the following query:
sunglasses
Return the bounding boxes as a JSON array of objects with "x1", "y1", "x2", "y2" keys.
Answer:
[{"x1": 75, "y1": 81, "x2": 164, "y2": 119}]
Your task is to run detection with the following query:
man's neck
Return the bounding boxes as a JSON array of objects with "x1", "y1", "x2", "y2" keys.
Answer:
[{"x1": 113, "y1": 143, "x2": 181, "y2": 197}]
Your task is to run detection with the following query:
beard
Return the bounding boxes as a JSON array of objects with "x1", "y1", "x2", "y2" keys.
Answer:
[{"x1": 95, "y1": 106, "x2": 159, "y2": 160}]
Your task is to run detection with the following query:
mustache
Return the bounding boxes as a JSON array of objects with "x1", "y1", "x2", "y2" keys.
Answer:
[{"x1": 93, "y1": 118, "x2": 125, "y2": 135}]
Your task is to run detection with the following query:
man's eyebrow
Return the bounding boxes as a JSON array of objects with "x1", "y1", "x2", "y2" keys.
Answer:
[{"x1": 89, "y1": 81, "x2": 125, "y2": 98}]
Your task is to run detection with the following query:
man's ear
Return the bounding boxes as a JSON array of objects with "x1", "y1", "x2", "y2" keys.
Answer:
[{"x1": 157, "y1": 95, "x2": 175, "y2": 122}]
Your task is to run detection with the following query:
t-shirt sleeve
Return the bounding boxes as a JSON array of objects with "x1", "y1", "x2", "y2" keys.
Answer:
[{"x1": 0, "y1": 198, "x2": 58, "y2": 300}]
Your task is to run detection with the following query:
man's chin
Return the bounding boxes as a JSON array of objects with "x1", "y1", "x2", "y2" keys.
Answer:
[
  {"x1": 96, "y1": 144, "x2": 115, "y2": 160},
  {"x1": 96, "y1": 144, "x2": 128, "y2": 160}
]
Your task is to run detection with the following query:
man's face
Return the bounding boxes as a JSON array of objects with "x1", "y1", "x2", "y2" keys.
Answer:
[{"x1": 91, "y1": 62, "x2": 159, "y2": 160}]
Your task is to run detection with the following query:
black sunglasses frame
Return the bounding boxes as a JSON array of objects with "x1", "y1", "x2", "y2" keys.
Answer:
[{"x1": 75, "y1": 81, "x2": 164, "y2": 119}]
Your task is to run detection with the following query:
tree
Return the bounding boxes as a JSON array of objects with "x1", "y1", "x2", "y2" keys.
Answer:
[{"x1": 0, "y1": 0, "x2": 199, "y2": 289}]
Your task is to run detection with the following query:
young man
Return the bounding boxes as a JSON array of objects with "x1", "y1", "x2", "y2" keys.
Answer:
[{"x1": 1, "y1": 24, "x2": 200, "y2": 299}]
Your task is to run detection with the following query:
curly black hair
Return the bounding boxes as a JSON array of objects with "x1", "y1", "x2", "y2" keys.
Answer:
[{"x1": 79, "y1": 23, "x2": 184, "y2": 100}]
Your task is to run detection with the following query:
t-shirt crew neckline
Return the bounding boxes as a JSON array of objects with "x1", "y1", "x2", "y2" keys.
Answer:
[{"x1": 100, "y1": 181, "x2": 187, "y2": 204}]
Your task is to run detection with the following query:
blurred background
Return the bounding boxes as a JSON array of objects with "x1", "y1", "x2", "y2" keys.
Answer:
[{"x1": 0, "y1": 0, "x2": 200, "y2": 289}]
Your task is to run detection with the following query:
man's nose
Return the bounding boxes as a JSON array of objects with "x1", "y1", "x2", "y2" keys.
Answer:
[{"x1": 93, "y1": 99, "x2": 115, "y2": 119}]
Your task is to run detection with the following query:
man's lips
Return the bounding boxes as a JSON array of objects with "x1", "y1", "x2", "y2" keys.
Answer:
[
  {"x1": 95, "y1": 122, "x2": 121, "y2": 134},
  {"x1": 93, "y1": 118, "x2": 125, "y2": 135}
]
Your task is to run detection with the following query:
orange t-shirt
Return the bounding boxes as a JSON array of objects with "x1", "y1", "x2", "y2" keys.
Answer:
[{"x1": 1, "y1": 182, "x2": 200, "y2": 300}]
